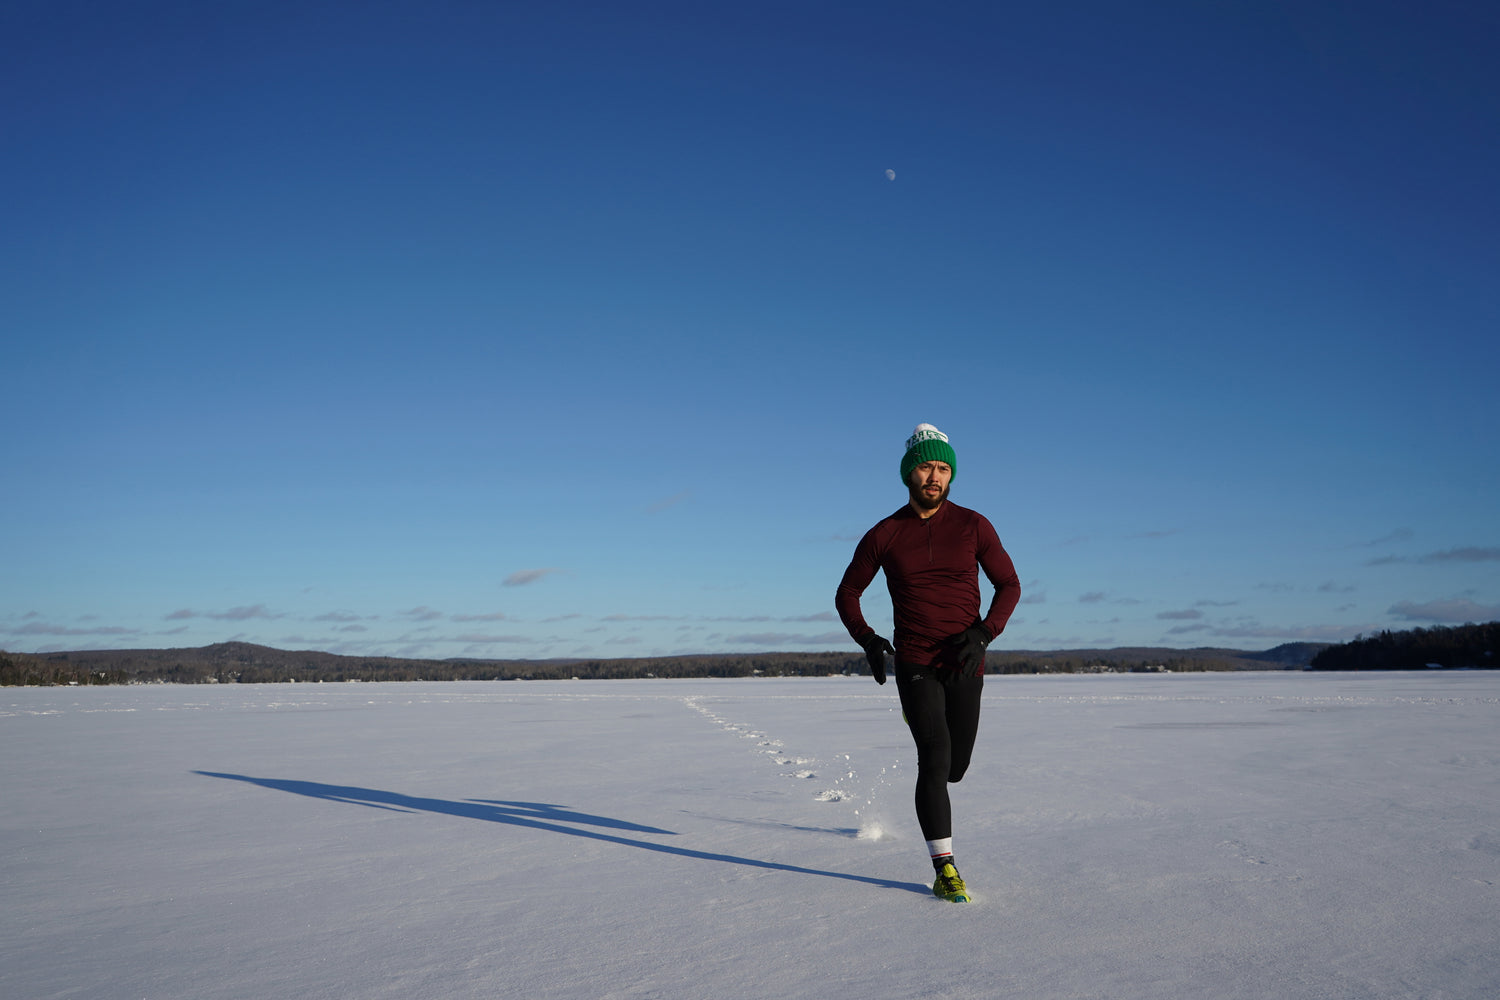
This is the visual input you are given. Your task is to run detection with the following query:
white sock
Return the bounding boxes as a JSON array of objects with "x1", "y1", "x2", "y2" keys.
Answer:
[{"x1": 926, "y1": 837, "x2": 953, "y2": 861}]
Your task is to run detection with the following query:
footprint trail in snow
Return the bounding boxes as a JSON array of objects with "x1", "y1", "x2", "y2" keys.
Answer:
[{"x1": 681, "y1": 696, "x2": 904, "y2": 841}]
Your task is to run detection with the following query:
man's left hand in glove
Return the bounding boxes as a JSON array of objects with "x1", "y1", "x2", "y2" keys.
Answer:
[{"x1": 946, "y1": 624, "x2": 991, "y2": 678}]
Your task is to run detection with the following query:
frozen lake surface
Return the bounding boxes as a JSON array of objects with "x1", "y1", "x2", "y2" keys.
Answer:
[{"x1": 3, "y1": 671, "x2": 1498, "y2": 999}]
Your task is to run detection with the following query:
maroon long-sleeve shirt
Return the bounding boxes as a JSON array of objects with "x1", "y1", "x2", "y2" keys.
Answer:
[{"x1": 835, "y1": 500, "x2": 1021, "y2": 670}]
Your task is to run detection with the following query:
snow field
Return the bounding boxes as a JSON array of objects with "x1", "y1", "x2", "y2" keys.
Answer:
[{"x1": 2, "y1": 672, "x2": 1498, "y2": 999}]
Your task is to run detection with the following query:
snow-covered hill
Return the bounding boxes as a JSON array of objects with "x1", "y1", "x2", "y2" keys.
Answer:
[{"x1": 3, "y1": 672, "x2": 1497, "y2": 999}]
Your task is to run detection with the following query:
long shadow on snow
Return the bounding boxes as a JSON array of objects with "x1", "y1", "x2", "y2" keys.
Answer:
[{"x1": 195, "y1": 772, "x2": 929, "y2": 895}]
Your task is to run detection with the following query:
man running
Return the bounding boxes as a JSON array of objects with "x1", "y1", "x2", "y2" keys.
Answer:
[{"x1": 835, "y1": 423, "x2": 1021, "y2": 903}]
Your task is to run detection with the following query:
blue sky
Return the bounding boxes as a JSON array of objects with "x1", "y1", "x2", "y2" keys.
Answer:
[{"x1": 5, "y1": 0, "x2": 1497, "y2": 660}]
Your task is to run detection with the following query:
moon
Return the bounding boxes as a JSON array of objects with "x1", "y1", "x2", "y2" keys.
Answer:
[{"x1": 885, "y1": 169, "x2": 896, "y2": 181}]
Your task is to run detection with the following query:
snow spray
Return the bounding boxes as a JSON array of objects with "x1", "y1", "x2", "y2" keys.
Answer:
[{"x1": 817, "y1": 752, "x2": 901, "y2": 841}]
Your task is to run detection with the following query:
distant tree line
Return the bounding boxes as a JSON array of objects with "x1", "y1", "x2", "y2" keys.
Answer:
[
  {"x1": 2, "y1": 640, "x2": 1328, "y2": 686},
  {"x1": 1309, "y1": 622, "x2": 1499, "y2": 671},
  {"x1": 0, "y1": 650, "x2": 129, "y2": 687},
  {"x1": 986, "y1": 652, "x2": 1237, "y2": 674}
]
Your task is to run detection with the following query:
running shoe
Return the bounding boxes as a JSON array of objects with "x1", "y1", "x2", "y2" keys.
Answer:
[{"x1": 932, "y1": 863, "x2": 970, "y2": 903}]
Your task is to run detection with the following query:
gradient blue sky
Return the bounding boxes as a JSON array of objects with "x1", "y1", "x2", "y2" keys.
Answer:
[{"x1": 5, "y1": 1, "x2": 1497, "y2": 660}]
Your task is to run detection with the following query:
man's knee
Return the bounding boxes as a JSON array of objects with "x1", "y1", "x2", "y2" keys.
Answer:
[
  {"x1": 947, "y1": 748, "x2": 975, "y2": 783},
  {"x1": 914, "y1": 739, "x2": 951, "y2": 777}
]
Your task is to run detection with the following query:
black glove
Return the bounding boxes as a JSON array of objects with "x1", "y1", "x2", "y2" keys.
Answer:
[
  {"x1": 947, "y1": 624, "x2": 991, "y2": 678},
  {"x1": 859, "y1": 634, "x2": 896, "y2": 685}
]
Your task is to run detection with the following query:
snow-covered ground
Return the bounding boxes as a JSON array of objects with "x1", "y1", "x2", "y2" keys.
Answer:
[{"x1": 3, "y1": 671, "x2": 1497, "y2": 1000}]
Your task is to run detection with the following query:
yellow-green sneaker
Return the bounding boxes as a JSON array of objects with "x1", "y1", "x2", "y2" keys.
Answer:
[{"x1": 932, "y1": 863, "x2": 970, "y2": 903}]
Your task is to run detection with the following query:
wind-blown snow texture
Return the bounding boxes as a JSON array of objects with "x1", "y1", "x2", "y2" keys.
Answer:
[{"x1": 3, "y1": 672, "x2": 1497, "y2": 1000}]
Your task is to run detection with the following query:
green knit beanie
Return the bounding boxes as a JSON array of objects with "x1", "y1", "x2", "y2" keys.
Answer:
[{"x1": 900, "y1": 423, "x2": 957, "y2": 484}]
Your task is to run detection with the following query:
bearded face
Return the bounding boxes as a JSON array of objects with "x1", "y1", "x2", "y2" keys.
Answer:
[{"x1": 907, "y1": 461, "x2": 952, "y2": 512}]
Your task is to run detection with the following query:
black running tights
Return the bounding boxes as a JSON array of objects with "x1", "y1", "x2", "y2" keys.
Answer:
[{"x1": 894, "y1": 662, "x2": 984, "y2": 842}]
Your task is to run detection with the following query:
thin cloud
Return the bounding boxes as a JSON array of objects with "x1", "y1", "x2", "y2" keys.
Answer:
[
  {"x1": 1362, "y1": 528, "x2": 1414, "y2": 547},
  {"x1": 724, "y1": 631, "x2": 850, "y2": 646},
  {"x1": 504, "y1": 568, "x2": 564, "y2": 587},
  {"x1": 451, "y1": 612, "x2": 507, "y2": 622},
  {"x1": 1077, "y1": 592, "x2": 1140, "y2": 607},
  {"x1": 646, "y1": 490, "x2": 691, "y2": 513},
  {"x1": 725, "y1": 633, "x2": 798, "y2": 645},
  {"x1": 706, "y1": 612, "x2": 849, "y2": 624},
  {"x1": 3, "y1": 622, "x2": 138, "y2": 637},
  {"x1": 1368, "y1": 547, "x2": 1500, "y2": 567},
  {"x1": 1421, "y1": 547, "x2": 1500, "y2": 563},
  {"x1": 400, "y1": 606, "x2": 445, "y2": 622},
  {"x1": 1388, "y1": 599, "x2": 1500, "y2": 623},
  {"x1": 1208, "y1": 623, "x2": 1371, "y2": 642},
  {"x1": 210, "y1": 605, "x2": 279, "y2": 621},
  {"x1": 313, "y1": 611, "x2": 366, "y2": 623},
  {"x1": 1157, "y1": 609, "x2": 1204, "y2": 621},
  {"x1": 165, "y1": 605, "x2": 281, "y2": 621}
]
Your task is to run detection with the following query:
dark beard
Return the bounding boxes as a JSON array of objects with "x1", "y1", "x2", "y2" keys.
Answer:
[{"x1": 909, "y1": 482, "x2": 949, "y2": 512}]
